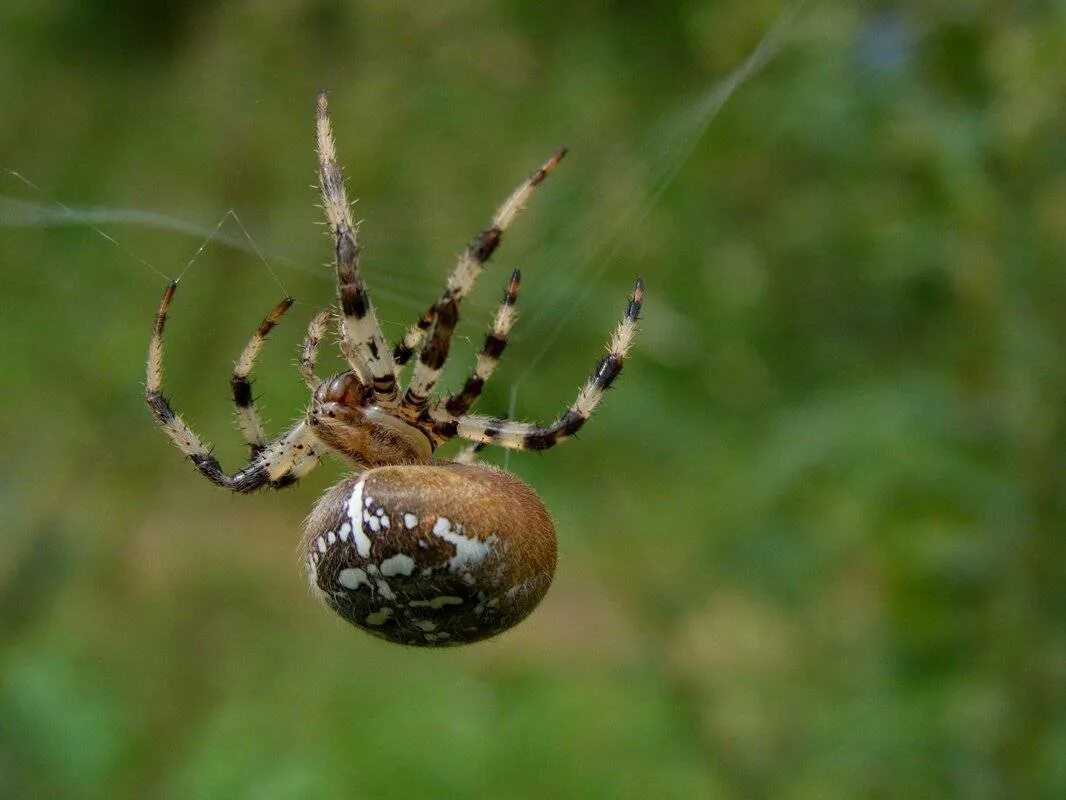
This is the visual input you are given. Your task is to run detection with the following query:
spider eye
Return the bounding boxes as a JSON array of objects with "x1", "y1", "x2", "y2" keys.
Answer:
[{"x1": 316, "y1": 372, "x2": 371, "y2": 408}]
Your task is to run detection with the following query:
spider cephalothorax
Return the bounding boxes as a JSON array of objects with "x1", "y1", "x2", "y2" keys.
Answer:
[
  {"x1": 311, "y1": 371, "x2": 432, "y2": 467},
  {"x1": 146, "y1": 92, "x2": 643, "y2": 646}
]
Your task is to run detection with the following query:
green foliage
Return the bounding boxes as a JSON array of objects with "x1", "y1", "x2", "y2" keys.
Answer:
[{"x1": 0, "y1": 1, "x2": 1063, "y2": 797}]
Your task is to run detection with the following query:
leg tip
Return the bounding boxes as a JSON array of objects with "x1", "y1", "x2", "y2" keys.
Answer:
[
  {"x1": 531, "y1": 147, "x2": 568, "y2": 185},
  {"x1": 160, "y1": 280, "x2": 178, "y2": 305},
  {"x1": 316, "y1": 92, "x2": 332, "y2": 124}
]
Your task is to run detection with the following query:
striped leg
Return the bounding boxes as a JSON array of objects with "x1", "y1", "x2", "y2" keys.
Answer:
[
  {"x1": 393, "y1": 146, "x2": 567, "y2": 369},
  {"x1": 316, "y1": 92, "x2": 398, "y2": 405},
  {"x1": 439, "y1": 268, "x2": 521, "y2": 417},
  {"x1": 252, "y1": 421, "x2": 323, "y2": 486},
  {"x1": 282, "y1": 442, "x2": 324, "y2": 482},
  {"x1": 299, "y1": 308, "x2": 334, "y2": 391},
  {"x1": 401, "y1": 298, "x2": 458, "y2": 410},
  {"x1": 393, "y1": 306, "x2": 434, "y2": 370},
  {"x1": 434, "y1": 277, "x2": 644, "y2": 452},
  {"x1": 146, "y1": 282, "x2": 321, "y2": 493},
  {"x1": 231, "y1": 296, "x2": 294, "y2": 458}
]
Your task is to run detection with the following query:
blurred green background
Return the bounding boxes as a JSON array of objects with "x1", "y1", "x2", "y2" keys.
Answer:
[{"x1": 1, "y1": 1, "x2": 1063, "y2": 798}]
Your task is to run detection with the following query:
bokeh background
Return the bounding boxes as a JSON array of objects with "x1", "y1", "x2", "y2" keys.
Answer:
[{"x1": 1, "y1": 1, "x2": 1063, "y2": 798}]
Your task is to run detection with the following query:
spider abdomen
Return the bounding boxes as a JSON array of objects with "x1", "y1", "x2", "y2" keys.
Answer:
[{"x1": 304, "y1": 464, "x2": 557, "y2": 646}]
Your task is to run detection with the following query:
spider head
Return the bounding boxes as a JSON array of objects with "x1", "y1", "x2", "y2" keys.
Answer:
[
  {"x1": 314, "y1": 371, "x2": 373, "y2": 411},
  {"x1": 310, "y1": 372, "x2": 373, "y2": 441},
  {"x1": 310, "y1": 372, "x2": 432, "y2": 466}
]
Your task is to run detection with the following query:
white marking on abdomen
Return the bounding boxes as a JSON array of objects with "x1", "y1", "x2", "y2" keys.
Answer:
[
  {"x1": 432, "y1": 516, "x2": 497, "y2": 571},
  {"x1": 409, "y1": 596, "x2": 464, "y2": 609},
  {"x1": 345, "y1": 478, "x2": 372, "y2": 558},
  {"x1": 380, "y1": 554, "x2": 416, "y2": 577},
  {"x1": 365, "y1": 607, "x2": 393, "y2": 626},
  {"x1": 338, "y1": 567, "x2": 369, "y2": 590}
]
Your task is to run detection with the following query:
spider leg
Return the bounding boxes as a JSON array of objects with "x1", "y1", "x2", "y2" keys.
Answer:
[
  {"x1": 393, "y1": 146, "x2": 567, "y2": 369},
  {"x1": 400, "y1": 297, "x2": 458, "y2": 410},
  {"x1": 451, "y1": 407, "x2": 513, "y2": 465},
  {"x1": 452, "y1": 441, "x2": 487, "y2": 465},
  {"x1": 189, "y1": 420, "x2": 321, "y2": 491},
  {"x1": 299, "y1": 308, "x2": 334, "y2": 391},
  {"x1": 431, "y1": 278, "x2": 644, "y2": 452},
  {"x1": 146, "y1": 282, "x2": 322, "y2": 493},
  {"x1": 439, "y1": 268, "x2": 522, "y2": 417},
  {"x1": 316, "y1": 92, "x2": 398, "y2": 405},
  {"x1": 230, "y1": 296, "x2": 294, "y2": 458}
]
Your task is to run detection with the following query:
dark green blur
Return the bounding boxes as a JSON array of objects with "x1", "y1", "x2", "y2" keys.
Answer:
[{"x1": 0, "y1": 2, "x2": 1063, "y2": 798}]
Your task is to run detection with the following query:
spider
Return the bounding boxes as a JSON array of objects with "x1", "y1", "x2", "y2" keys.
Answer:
[{"x1": 145, "y1": 93, "x2": 644, "y2": 646}]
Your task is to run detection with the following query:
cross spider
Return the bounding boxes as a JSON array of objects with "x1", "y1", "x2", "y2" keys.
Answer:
[{"x1": 145, "y1": 93, "x2": 644, "y2": 646}]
